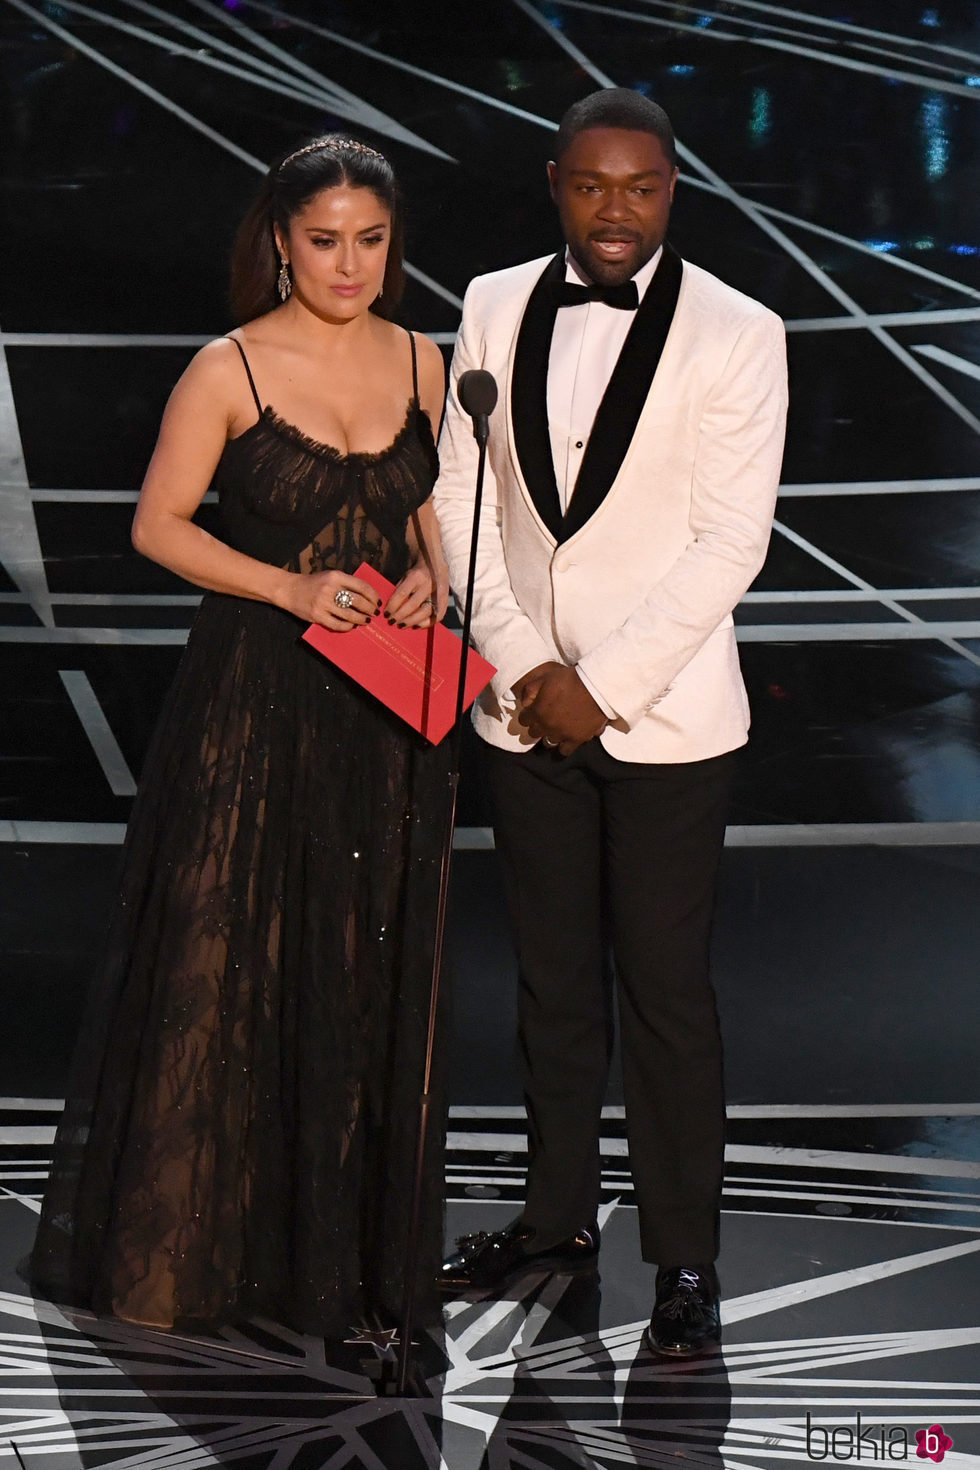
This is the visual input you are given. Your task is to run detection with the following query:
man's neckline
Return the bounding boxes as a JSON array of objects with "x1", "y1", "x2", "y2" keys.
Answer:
[{"x1": 563, "y1": 243, "x2": 663, "y2": 301}]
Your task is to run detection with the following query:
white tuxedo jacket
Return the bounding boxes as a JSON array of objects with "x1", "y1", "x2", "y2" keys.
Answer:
[{"x1": 433, "y1": 246, "x2": 788, "y2": 762}]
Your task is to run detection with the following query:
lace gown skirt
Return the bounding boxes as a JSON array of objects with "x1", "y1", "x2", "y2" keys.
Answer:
[{"x1": 31, "y1": 388, "x2": 451, "y2": 1336}]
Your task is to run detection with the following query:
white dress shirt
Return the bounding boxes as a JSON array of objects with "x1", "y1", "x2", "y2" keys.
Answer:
[
  {"x1": 547, "y1": 245, "x2": 663, "y2": 514},
  {"x1": 545, "y1": 245, "x2": 663, "y2": 719}
]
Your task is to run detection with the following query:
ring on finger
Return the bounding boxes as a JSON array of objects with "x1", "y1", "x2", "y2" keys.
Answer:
[{"x1": 334, "y1": 588, "x2": 355, "y2": 609}]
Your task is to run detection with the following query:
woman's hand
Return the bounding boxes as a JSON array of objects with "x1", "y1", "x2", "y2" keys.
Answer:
[
  {"x1": 281, "y1": 570, "x2": 381, "y2": 631},
  {"x1": 392, "y1": 496, "x2": 451, "y2": 628},
  {"x1": 385, "y1": 558, "x2": 449, "y2": 629}
]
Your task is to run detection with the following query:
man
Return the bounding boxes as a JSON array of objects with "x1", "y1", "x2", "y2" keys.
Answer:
[{"x1": 433, "y1": 89, "x2": 787, "y2": 1356}]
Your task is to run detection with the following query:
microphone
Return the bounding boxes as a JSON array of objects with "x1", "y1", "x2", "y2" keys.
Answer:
[
  {"x1": 396, "y1": 362, "x2": 497, "y2": 1389},
  {"x1": 457, "y1": 369, "x2": 498, "y2": 448}
]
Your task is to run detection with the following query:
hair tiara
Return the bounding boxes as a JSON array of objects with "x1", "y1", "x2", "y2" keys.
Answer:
[{"x1": 278, "y1": 137, "x2": 388, "y2": 174}]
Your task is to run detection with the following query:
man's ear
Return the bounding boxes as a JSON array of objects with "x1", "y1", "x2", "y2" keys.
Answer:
[
  {"x1": 546, "y1": 160, "x2": 558, "y2": 203},
  {"x1": 669, "y1": 166, "x2": 679, "y2": 203}
]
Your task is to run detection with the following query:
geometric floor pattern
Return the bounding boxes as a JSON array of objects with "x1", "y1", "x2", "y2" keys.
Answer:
[
  {"x1": 2, "y1": 1213, "x2": 979, "y2": 1467},
  {"x1": 2, "y1": 1105, "x2": 978, "y2": 1468}
]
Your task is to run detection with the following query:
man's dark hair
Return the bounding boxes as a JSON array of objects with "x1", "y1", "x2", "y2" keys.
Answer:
[{"x1": 554, "y1": 88, "x2": 677, "y2": 168}]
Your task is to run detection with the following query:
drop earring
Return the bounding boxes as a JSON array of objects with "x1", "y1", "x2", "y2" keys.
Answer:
[{"x1": 277, "y1": 254, "x2": 291, "y2": 302}]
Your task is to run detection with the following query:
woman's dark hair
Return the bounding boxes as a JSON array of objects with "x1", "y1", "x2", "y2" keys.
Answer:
[
  {"x1": 229, "y1": 133, "x2": 404, "y2": 324},
  {"x1": 555, "y1": 88, "x2": 677, "y2": 168}
]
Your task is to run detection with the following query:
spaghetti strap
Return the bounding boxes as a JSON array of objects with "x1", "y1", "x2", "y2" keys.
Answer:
[
  {"x1": 408, "y1": 330, "x2": 419, "y2": 403},
  {"x1": 225, "y1": 336, "x2": 263, "y2": 418}
]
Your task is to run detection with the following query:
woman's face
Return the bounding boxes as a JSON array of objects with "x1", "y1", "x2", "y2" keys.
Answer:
[{"x1": 277, "y1": 185, "x2": 391, "y2": 320}]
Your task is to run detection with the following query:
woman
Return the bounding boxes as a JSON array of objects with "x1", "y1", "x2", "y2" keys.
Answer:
[{"x1": 31, "y1": 135, "x2": 452, "y2": 1337}]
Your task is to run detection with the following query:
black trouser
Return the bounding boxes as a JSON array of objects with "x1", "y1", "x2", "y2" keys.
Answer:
[{"x1": 485, "y1": 738, "x2": 737, "y2": 1268}]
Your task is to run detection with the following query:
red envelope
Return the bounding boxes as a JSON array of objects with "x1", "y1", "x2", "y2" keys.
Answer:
[{"x1": 302, "y1": 563, "x2": 496, "y2": 744}]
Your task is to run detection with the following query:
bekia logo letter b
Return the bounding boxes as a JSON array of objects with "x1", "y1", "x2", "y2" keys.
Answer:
[{"x1": 915, "y1": 1425, "x2": 953, "y2": 1463}]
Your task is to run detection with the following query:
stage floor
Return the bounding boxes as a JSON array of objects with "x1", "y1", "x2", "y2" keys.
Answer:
[
  {"x1": 1, "y1": 1194, "x2": 978, "y2": 1468},
  {"x1": 2, "y1": 842, "x2": 979, "y2": 1467}
]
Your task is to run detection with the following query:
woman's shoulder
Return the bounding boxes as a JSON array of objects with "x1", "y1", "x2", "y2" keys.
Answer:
[
  {"x1": 182, "y1": 333, "x2": 253, "y2": 386},
  {"x1": 410, "y1": 329, "x2": 445, "y2": 372},
  {"x1": 404, "y1": 328, "x2": 446, "y2": 398},
  {"x1": 373, "y1": 317, "x2": 438, "y2": 357},
  {"x1": 371, "y1": 320, "x2": 445, "y2": 398},
  {"x1": 162, "y1": 334, "x2": 262, "y2": 430}
]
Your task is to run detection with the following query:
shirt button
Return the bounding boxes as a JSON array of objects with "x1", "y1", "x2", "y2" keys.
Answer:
[{"x1": 575, "y1": 440, "x2": 584, "y2": 449}]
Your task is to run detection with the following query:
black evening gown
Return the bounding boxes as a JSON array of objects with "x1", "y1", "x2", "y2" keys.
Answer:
[{"x1": 31, "y1": 333, "x2": 451, "y2": 1336}]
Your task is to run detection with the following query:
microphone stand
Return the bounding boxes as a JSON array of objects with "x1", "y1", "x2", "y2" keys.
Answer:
[{"x1": 393, "y1": 406, "x2": 491, "y2": 1397}]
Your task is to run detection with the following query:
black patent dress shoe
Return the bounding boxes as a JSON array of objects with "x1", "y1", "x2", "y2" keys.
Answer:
[
  {"x1": 438, "y1": 1217, "x2": 600, "y2": 1294},
  {"x1": 644, "y1": 1265, "x2": 721, "y2": 1357}
]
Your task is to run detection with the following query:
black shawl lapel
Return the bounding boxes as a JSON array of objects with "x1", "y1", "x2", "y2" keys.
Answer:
[
  {"x1": 560, "y1": 243, "x2": 684, "y2": 544},
  {"x1": 510, "y1": 253, "x2": 566, "y2": 541}
]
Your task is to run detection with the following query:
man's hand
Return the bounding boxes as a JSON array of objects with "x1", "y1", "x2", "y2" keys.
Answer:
[{"x1": 514, "y1": 662, "x2": 608, "y2": 755}]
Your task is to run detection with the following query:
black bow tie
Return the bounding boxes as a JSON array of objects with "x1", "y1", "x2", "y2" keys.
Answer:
[{"x1": 552, "y1": 278, "x2": 640, "y2": 311}]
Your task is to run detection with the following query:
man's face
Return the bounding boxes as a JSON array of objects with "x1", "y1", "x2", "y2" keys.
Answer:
[{"x1": 547, "y1": 127, "x2": 678, "y2": 286}]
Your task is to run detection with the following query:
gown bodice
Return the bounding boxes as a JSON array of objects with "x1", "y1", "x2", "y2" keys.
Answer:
[{"x1": 212, "y1": 333, "x2": 439, "y2": 583}]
